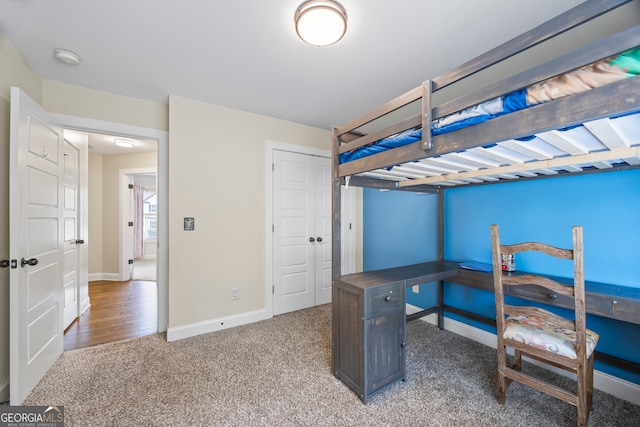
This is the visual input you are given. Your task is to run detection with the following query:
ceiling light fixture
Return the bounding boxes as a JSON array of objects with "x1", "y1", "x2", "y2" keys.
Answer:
[
  {"x1": 295, "y1": 0, "x2": 347, "y2": 47},
  {"x1": 114, "y1": 138, "x2": 135, "y2": 148},
  {"x1": 53, "y1": 48, "x2": 81, "y2": 65}
]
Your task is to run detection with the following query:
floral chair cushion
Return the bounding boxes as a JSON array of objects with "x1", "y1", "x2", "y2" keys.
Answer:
[{"x1": 503, "y1": 314, "x2": 599, "y2": 359}]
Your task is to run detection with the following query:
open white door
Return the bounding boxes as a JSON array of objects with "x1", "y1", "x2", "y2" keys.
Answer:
[
  {"x1": 9, "y1": 87, "x2": 64, "y2": 404},
  {"x1": 62, "y1": 139, "x2": 81, "y2": 329}
]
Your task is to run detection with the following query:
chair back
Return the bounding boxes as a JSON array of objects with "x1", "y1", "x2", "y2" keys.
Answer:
[{"x1": 490, "y1": 225, "x2": 587, "y2": 362}]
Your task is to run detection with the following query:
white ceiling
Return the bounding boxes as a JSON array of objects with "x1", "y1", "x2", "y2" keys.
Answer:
[{"x1": 0, "y1": 0, "x2": 600, "y2": 137}]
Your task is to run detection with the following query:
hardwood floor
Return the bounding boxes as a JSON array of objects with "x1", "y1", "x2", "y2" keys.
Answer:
[{"x1": 64, "y1": 280, "x2": 157, "y2": 351}]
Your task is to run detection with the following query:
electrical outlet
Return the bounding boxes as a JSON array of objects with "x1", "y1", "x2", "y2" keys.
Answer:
[
  {"x1": 231, "y1": 287, "x2": 240, "y2": 301},
  {"x1": 412, "y1": 285, "x2": 419, "y2": 294}
]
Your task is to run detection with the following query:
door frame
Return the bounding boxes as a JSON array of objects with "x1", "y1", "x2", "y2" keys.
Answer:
[
  {"x1": 55, "y1": 113, "x2": 169, "y2": 333},
  {"x1": 265, "y1": 140, "x2": 357, "y2": 317}
]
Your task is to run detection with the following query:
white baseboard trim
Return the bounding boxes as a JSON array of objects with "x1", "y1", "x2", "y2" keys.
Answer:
[
  {"x1": 406, "y1": 304, "x2": 640, "y2": 406},
  {"x1": 167, "y1": 309, "x2": 271, "y2": 342},
  {"x1": 0, "y1": 376, "x2": 8, "y2": 403},
  {"x1": 88, "y1": 273, "x2": 120, "y2": 282}
]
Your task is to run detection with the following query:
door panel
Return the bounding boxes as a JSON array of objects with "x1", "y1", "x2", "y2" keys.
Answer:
[
  {"x1": 10, "y1": 87, "x2": 64, "y2": 404},
  {"x1": 273, "y1": 151, "x2": 315, "y2": 314},
  {"x1": 315, "y1": 163, "x2": 332, "y2": 304}
]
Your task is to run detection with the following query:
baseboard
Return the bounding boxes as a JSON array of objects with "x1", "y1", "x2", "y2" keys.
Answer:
[
  {"x1": 0, "y1": 376, "x2": 8, "y2": 403},
  {"x1": 88, "y1": 273, "x2": 120, "y2": 282},
  {"x1": 405, "y1": 304, "x2": 640, "y2": 406},
  {"x1": 167, "y1": 309, "x2": 270, "y2": 342}
]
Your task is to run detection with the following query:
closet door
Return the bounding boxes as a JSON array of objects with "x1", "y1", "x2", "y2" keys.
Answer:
[
  {"x1": 272, "y1": 150, "x2": 330, "y2": 315},
  {"x1": 314, "y1": 158, "x2": 332, "y2": 305}
]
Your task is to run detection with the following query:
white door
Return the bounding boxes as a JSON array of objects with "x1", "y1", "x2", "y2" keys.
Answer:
[
  {"x1": 62, "y1": 140, "x2": 80, "y2": 329},
  {"x1": 314, "y1": 158, "x2": 332, "y2": 306},
  {"x1": 340, "y1": 186, "x2": 357, "y2": 275},
  {"x1": 272, "y1": 150, "x2": 331, "y2": 315},
  {"x1": 9, "y1": 87, "x2": 64, "y2": 404}
]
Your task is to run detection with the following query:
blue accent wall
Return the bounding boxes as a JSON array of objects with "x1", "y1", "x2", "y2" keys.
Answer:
[
  {"x1": 362, "y1": 169, "x2": 640, "y2": 384},
  {"x1": 363, "y1": 188, "x2": 438, "y2": 271}
]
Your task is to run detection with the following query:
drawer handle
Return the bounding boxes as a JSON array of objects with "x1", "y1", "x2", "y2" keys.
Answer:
[
  {"x1": 401, "y1": 342, "x2": 406, "y2": 348},
  {"x1": 547, "y1": 293, "x2": 557, "y2": 300},
  {"x1": 384, "y1": 296, "x2": 391, "y2": 302}
]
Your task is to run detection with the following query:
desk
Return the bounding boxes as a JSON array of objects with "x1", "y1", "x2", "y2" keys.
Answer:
[{"x1": 332, "y1": 260, "x2": 640, "y2": 403}]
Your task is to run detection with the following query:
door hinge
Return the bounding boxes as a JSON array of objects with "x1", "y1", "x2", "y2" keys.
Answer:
[
  {"x1": 128, "y1": 259, "x2": 134, "y2": 265},
  {"x1": 272, "y1": 163, "x2": 274, "y2": 172},
  {"x1": 272, "y1": 224, "x2": 274, "y2": 232},
  {"x1": 128, "y1": 221, "x2": 134, "y2": 227},
  {"x1": 272, "y1": 285, "x2": 275, "y2": 294},
  {"x1": 349, "y1": 222, "x2": 352, "y2": 230},
  {"x1": 128, "y1": 184, "x2": 133, "y2": 189}
]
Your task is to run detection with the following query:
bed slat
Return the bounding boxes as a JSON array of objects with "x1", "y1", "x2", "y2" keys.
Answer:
[{"x1": 398, "y1": 146, "x2": 640, "y2": 187}]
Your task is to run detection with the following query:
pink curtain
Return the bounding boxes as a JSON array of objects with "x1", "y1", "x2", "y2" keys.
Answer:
[{"x1": 133, "y1": 184, "x2": 144, "y2": 259}]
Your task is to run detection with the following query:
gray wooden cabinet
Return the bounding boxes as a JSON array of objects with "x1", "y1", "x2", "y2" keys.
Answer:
[{"x1": 332, "y1": 278, "x2": 406, "y2": 403}]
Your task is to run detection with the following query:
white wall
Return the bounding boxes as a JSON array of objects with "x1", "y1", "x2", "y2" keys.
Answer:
[{"x1": 167, "y1": 95, "x2": 331, "y2": 332}]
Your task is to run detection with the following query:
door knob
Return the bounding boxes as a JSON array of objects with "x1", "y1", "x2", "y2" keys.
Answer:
[
  {"x1": 20, "y1": 257, "x2": 38, "y2": 268},
  {"x1": 75, "y1": 239, "x2": 85, "y2": 245},
  {"x1": 0, "y1": 260, "x2": 9, "y2": 268},
  {"x1": 316, "y1": 237, "x2": 323, "y2": 242},
  {"x1": 309, "y1": 237, "x2": 315, "y2": 243}
]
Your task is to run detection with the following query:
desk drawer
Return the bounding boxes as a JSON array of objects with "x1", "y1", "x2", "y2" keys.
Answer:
[
  {"x1": 507, "y1": 284, "x2": 613, "y2": 316},
  {"x1": 366, "y1": 281, "x2": 404, "y2": 315}
]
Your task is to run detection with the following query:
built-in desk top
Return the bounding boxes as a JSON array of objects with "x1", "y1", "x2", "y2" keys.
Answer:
[{"x1": 336, "y1": 260, "x2": 640, "y2": 325}]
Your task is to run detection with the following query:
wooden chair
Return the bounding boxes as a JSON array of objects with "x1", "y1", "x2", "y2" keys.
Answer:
[{"x1": 490, "y1": 224, "x2": 599, "y2": 426}]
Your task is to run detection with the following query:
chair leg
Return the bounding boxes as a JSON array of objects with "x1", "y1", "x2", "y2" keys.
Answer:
[
  {"x1": 496, "y1": 345, "x2": 508, "y2": 404},
  {"x1": 577, "y1": 362, "x2": 590, "y2": 427},
  {"x1": 511, "y1": 349, "x2": 522, "y2": 372}
]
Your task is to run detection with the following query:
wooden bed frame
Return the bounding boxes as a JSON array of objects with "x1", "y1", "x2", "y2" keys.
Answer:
[{"x1": 330, "y1": 0, "x2": 640, "y2": 403}]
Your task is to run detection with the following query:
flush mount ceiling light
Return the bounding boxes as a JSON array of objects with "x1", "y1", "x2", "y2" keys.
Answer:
[
  {"x1": 53, "y1": 48, "x2": 81, "y2": 65},
  {"x1": 114, "y1": 138, "x2": 135, "y2": 148},
  {"x1": 295, "y1": 0, "x2": 347, "y2": 47}
]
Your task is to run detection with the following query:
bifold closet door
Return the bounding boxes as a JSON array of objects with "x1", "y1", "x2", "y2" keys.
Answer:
[{"x1": 272, "y1": 150, "x2": 331, "y2": 315}]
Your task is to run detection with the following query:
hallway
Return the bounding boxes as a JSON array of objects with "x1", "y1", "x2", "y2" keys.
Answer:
[{"x1": 63, "y1": 280, "x2": 157, "y2": 351}]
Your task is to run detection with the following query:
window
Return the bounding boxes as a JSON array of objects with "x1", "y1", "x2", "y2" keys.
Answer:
[{"x1": 143, "y1": 190, "x2": 157, "y2": 239}]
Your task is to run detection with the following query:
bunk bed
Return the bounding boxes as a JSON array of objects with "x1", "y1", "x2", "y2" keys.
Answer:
[{"x1": 331, "y1": 0, "x2": 640, "y2": 404}]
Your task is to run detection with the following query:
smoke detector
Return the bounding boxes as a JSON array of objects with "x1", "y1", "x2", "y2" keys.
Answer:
[{"x1": 53, "y1": 48, "x2": 81, "y2": 65}]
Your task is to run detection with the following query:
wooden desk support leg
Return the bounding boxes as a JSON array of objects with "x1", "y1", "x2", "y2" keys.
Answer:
[{"x1": 437, "y1": 280, "x2": 445, "y2": 330}]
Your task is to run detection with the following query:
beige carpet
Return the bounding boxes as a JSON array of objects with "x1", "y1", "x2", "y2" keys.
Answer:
[
  {"x1": 131, "y1": 257, "x2": 156, "y2": 281},
  {"x1": 24, "y1": 305, "x2": 640, "y2": 426}
]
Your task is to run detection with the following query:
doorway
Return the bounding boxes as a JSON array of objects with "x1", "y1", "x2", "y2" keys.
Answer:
[
  {"x1": 120, "y1": 168, "x2": 158, "y2": 283},
  {"x1": 58, "y1": 114, "x2": 169, "y2": 335},
  {"x1": 61, "y1": 130, "x2": 159, "y2": 349}
]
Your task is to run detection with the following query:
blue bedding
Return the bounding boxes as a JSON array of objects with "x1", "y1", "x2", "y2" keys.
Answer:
[{"x1": 339, "y1": 89, "x2": 527, "y2": 164}]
